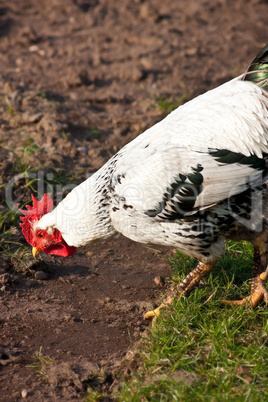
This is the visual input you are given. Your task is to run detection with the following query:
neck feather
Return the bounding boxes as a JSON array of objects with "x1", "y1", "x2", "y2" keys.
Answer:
[{"x1": 38, "y1": 162, "x2": 117, "y2": 247}]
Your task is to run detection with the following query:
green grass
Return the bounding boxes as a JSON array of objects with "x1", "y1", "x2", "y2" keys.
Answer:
[
  {"x1": 155, "y1": 93, "x2": 188, "y2": 115},
  {"x1": 90, "y1": 128, "x2": 101, "y2": 137},
  {"x1": 29, "y1": 347, "x2": 56, "y2": 380},
  {"x1": 0, "y1": 144, "x2": 79, "y2": 268},
  {"x1": 104, "y1": 241, "x2": 268, "y2": 401}
]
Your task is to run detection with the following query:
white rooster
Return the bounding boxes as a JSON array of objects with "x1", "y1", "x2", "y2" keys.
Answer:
[{"x1": 21, "y1": 44, "x2": 268, "y2": 318}]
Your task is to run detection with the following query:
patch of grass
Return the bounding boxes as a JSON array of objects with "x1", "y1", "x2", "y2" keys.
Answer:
[
  {"x1": 62, "y1": 129, "x2": 68, "y2": 139},
  {"x1": 4, "y1": 97, "x2": 14, "y2": 116},
  {"x1": 29, "y1": 347, "x2": 56, "y2": 381},
  {"x1": 84, "y1": 390, "x2": 104, "y2": 402},
  {"x1": 0, "y1": 204, "x2": 36, "y2": 273},
  {"x1": 0, "y1": 146, "x2": 79, "y2": 267},
  {"x1": 36, "y1": 90, "x2": 47, "y2": 99},
  {"x1": 155, "y1": 93, "x2": 188, "y2": 115},
  {"x1": 0, "y1": 141, "x2": 41, "y2": 179},
  {"x1": 115, "y1": 241, "x2": 268, "y2": 401},
  {"x1": 90, "y1": 129, "x2": 100, "y2": 137},
  {"x1": 18, "y1": 141, "x2": 40, "y2": 173},
  {"x1": 0, "y1": 207, "x2": 18, "y2": 230},
  {"x1": 84, "y1": 372, "x2": 112, "y2": 402}
]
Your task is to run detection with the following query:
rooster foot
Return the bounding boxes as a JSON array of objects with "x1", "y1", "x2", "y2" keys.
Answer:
[
  {"x1": 144, "y1": 296, "x2": 173, "y2": 320},
  {"x1": 144, "y1": 261, "x2": 215, "y2": 320},
  {"x1": 222, "y1": 266, "x2": 268, "y2": 307}
]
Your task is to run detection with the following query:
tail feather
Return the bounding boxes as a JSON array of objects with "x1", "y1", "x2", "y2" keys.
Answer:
[{"x1": 243, "y1": 44, "x2": 268, "y2": 91}]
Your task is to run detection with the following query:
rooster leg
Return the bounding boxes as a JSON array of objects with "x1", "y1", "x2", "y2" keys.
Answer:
[
  {"x1": 175, "y1": 261, "x2": 216, "y2": 296},
  {"x1": 144, "y1": 261, "x2": 215, "y2": 319},
  {"x1": 223, "y1": 234, "x2": 268, "y2": 307}
]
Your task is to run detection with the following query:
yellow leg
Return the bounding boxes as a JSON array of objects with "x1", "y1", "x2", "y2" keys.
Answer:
[
  {"x1": 223, "y1": 265, "x2": 268, "y2": 307},
  {"x1": 144, "y1": 261, "x2": 215, "y2": 319},
  {"x1": 223, "y1": 234, "x2": 268, "y2": 307}
]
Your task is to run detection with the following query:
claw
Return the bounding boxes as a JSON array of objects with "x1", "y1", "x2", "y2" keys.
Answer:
[
  {"x1": 144, "y1": 296, "x2": 173, "y2": 320},
  {"x1": 221, "y1": 266, "x2": 268, "y2": 308},
  {"x1": 221, "y1": 291, "x2": 264, "y2": 307},
  {"x1": 260, "y1": 267, "x2": 268, "y2": 281},
  {"x1": 144, "y1": 304, "x2": 164, "y2": 320}
]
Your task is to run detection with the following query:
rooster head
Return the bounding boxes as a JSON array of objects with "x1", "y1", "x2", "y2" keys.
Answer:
[{"x1": 20, "y1": 194, "x2": 76, "y2": 257}]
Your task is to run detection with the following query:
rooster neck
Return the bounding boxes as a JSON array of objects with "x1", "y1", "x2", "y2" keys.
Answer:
[{"x1": 41, "y1": 154, "x2": 120, "y2": 248}]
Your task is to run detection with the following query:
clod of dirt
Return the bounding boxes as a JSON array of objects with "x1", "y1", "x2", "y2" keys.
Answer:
[
  {"x1": 0, "y1": 273, "x2": 12, "y2": 285},
  {"x1": 45, "y1": 359, "x2": 99, "y2": 391},
  {"x1": 22, "y1": 111, "x2": 43, "y2": 124},
  {"x1": 35, "y1": 271, "x2": 48, "y2": 280},
  {"x1": 37, "y1": 115, "x2": 63, "y2": 133},
  {"x1": 0, "y1": 272, "x2": 15, "y2": 292},
  {"x1": 154, "y1": 276, "x2": 165, "y2": 286},
  {"x1": 139, "y1": 3, "x2": 159, "y2": 21}
]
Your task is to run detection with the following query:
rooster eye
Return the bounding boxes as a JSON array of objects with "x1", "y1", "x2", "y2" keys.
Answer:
[{"x1": 37, "y1": 232, "x2": 43, "y2": 238}]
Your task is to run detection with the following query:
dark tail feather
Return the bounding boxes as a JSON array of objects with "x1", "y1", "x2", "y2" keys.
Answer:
[{"x1": 243, "y1": 44, "x2": 268, "y2": 91}]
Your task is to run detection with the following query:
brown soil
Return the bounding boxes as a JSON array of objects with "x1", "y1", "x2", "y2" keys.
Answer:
[{"x1": 0, "y1": 0, "x2": 267, "y2": 400}]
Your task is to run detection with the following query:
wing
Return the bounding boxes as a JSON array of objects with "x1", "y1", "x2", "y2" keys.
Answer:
[
  {"x1": 111, "y1": 144, "x2": 266, "y2": 221},
  {"x1": 110, "y1": 78, "x2": 268, "y2": 221},
  {"x1": 145, "y1": 149, "x2": 266, "y2": 220}
]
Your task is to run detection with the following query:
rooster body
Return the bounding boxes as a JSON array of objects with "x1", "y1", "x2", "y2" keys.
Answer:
[
  {"x1": 36, "y1": 78, "x2": 268, "y2": 261},
  {"x1": 21, "y1": 45, "x2": 268, "y2": 313}
]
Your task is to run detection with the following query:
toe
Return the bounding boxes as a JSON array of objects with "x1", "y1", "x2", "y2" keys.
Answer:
[
  {"x1": 221, "y1": 290, "x2": 264, "y2": 307},
  {"x1": 144, "y1": 305, "x2": 163, "y2": 320}
]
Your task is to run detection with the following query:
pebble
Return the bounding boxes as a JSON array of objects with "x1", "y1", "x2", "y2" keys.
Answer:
[
  {"x1": 185, "y1": 47, "x2": 197, "y2": 56},
  {"x1": 77, "y1": 146, "x2": 88, "y2": 155},
  {"x1": 139, "y1": 3, "x2": 158, "y2": 21},
  {"x1": 0, "y1": 273, "x2": 10, "y2": 285},
  {"x1": 154, "y1": 276, "x2": 165, "y2": 286},
  {"x1": 28, "y1": 44, "x2": 39, "y2": 52},
  {"x1": 16, "y1": 58, "x2": 23, "y2": 66},
  {"x1": 105, "y1": 297, "x2": 112, "y2": 303},
  {"x1": 21, "y1": 389, "x2": 28, "y2": 398},
  {"x1": 28, "y1": 45, "x2": 45, "y2": 56},
  {"x1": 120, "y1": 285, "x2": 130, "y2": 289},
  {"x1": 35, "y1": 271, "x2": 48, "y2": 280},
  {"x1": 22, "y1": 111, "x2": 43, "y2": 123}
]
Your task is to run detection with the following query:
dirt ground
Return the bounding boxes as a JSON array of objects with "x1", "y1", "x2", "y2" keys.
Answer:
[{"x1": 0, "y1": 0, "x2": 268, "y2": 400}]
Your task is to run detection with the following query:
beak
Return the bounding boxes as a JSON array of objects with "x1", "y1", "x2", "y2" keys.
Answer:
[{"x1": 32, "y1": 246, "x2": 42, "y2": 258}]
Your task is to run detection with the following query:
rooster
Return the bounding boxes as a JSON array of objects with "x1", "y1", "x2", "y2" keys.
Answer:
[{"x1": 21, "y1": 44, "x2": 268, "y2": 318}]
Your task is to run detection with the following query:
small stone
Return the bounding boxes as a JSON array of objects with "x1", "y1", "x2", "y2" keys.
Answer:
[
  {"x1": 245, "y1": 375, "x2": 253, "y2": 384},
  {"x1": 63, "y1": 314, "x2": 72, "y2": 321},
  {"x1": 185, "y1": 47, "x2": 197, "y2": 56},
  {"x1": 237, "y1": 365, "x2": 243, "y2": 375},
  {"x1": 35, "y1": 271, "x2": 48, "y2": 280},
  {"x1": 77, "y1": 146, "x2": 88, "y2": 155},
  {"x1": 28, "y1": 45, "x2": 39, "y2": 52},
  {"x1": 21, "y1": 389, "x2": 28, "y2": 398},
  {"x1": 0, "y1": 273, "x2": 10, "y2": 285},
  {"x1": 16, "y1": 58, "x2": 23, "y2": 66},
  {"x1": 139, "y1": 3, "x2": 158, "y2": 21},
  {"x1": 22, "y1": 111, "x2": 43, "y2": 123},
  {"x1": 154, "y1": 276, "x2": 165, "y2": 286}
]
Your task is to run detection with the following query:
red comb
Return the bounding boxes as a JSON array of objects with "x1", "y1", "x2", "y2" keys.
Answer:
[{"x1": 20, "y1": 194, "x2": 54, "y2": 245}]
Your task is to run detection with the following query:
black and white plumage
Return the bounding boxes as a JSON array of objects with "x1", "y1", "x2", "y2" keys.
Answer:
[{"x1": 22, "y1": 44, "x2": 268, "y2": 314}]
